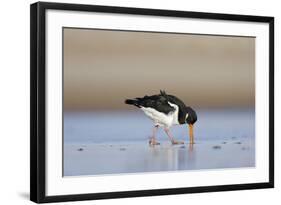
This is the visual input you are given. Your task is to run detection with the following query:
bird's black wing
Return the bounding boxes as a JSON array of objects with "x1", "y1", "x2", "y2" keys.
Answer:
[{"x1": 135, "y1": 94, "x2": 175, "y2": 115}]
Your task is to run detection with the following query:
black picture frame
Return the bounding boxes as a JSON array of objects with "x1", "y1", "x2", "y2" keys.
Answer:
[{"x1": 30, "y1": 1, "x2": 274, "y2": 203}]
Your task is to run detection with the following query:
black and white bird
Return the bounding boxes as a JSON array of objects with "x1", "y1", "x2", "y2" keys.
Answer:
[{"x1": 125, "y1": 90, "x2": 197, "y2": 145}]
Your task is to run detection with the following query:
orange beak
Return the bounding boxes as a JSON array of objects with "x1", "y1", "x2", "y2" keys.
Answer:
[{"x1": 188, "y1": 124, "x2": 194, "y2": 144}]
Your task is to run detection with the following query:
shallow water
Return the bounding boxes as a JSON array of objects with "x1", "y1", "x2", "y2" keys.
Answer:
[{"x1": 63, "y1": 108, "x2": 255, "y2": 176}]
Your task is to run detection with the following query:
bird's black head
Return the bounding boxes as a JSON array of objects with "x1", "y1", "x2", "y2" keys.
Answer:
[{"x1": 185, "y1": 106, "x2": 197, "y2": 125}]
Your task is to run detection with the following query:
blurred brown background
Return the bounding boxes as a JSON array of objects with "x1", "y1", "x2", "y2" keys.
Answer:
[{"x1": 63, "y1": 28, "x2": 255, "y2": 110}]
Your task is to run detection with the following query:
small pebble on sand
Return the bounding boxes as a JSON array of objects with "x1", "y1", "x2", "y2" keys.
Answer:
[
  {"x1": 222, "y1": 142, "x2": 227, "y2": 144},
  {"x1": 234, "y1": 142, "x2": 242, "y2": 144},
  {"x1": 241, "y1": 146, "x2": 250, "y2": 150},
  {"x1": 120, "y1": 148, "x2": 126, "y2": 151},
  {"x1": 213, "y1": 145, "x2": 221, "y2": 149},
  {"x1": 180, "y1": 145, "x2": 185, "y2": 149},
  {"x1": 77, "y1": 148, "x2": 84, "y2": 151}
]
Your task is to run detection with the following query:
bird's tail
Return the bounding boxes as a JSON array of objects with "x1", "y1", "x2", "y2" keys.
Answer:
[{"x1": 125, "y1": 99, "x2": 141, "y2": 108}]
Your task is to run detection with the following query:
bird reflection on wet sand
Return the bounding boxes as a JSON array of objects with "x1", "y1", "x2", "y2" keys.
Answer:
[{"x1": 64, "y1": 139, "x2": 254, "y2": 176}]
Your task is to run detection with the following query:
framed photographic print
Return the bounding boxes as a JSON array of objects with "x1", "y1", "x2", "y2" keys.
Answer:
[{"x1": 30, "y1": 2, "x2": 274, "y2": 203}]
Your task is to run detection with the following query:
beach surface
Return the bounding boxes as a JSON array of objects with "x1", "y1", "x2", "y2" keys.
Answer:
[
  {"x1": 64, "y1": 139, "x2": 255, "y2": 176},
  {"x1": 64, "y1": 109, "x2": 255, "y2": 176}
]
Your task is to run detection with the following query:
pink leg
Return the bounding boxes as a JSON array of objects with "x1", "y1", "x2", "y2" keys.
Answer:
[
  {"x1": 164, "y1": 127, "x2": 184, "y2": 145},
  {"x1": 149, "y1": 125, "x2": 160, "y2": 145}
]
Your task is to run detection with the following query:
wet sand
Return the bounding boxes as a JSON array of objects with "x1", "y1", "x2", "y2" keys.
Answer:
[
  {"x1": 64, "y1": 109, "x2": 255, "y2": 176},
  {"x1": 64, "y1": 139, "x2": 255, "y2": 176}
]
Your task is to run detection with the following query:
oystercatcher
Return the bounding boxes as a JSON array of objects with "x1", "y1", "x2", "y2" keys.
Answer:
[{"x1": 125, "y1": 90, "x2": 197, "y2": 145}]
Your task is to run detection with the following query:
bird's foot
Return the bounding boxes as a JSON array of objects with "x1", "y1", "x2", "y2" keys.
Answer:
[
  {"x1": 171, "y1": 140, "x2": 184, "y2": 145},
  {"x1": 149, "y1": 138, "x2": 160, "y2": 146}
]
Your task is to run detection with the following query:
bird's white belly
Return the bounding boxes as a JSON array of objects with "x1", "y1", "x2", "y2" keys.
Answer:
[{"x1": 140, "y1": 102, "x2": 179, "y2": 127}]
